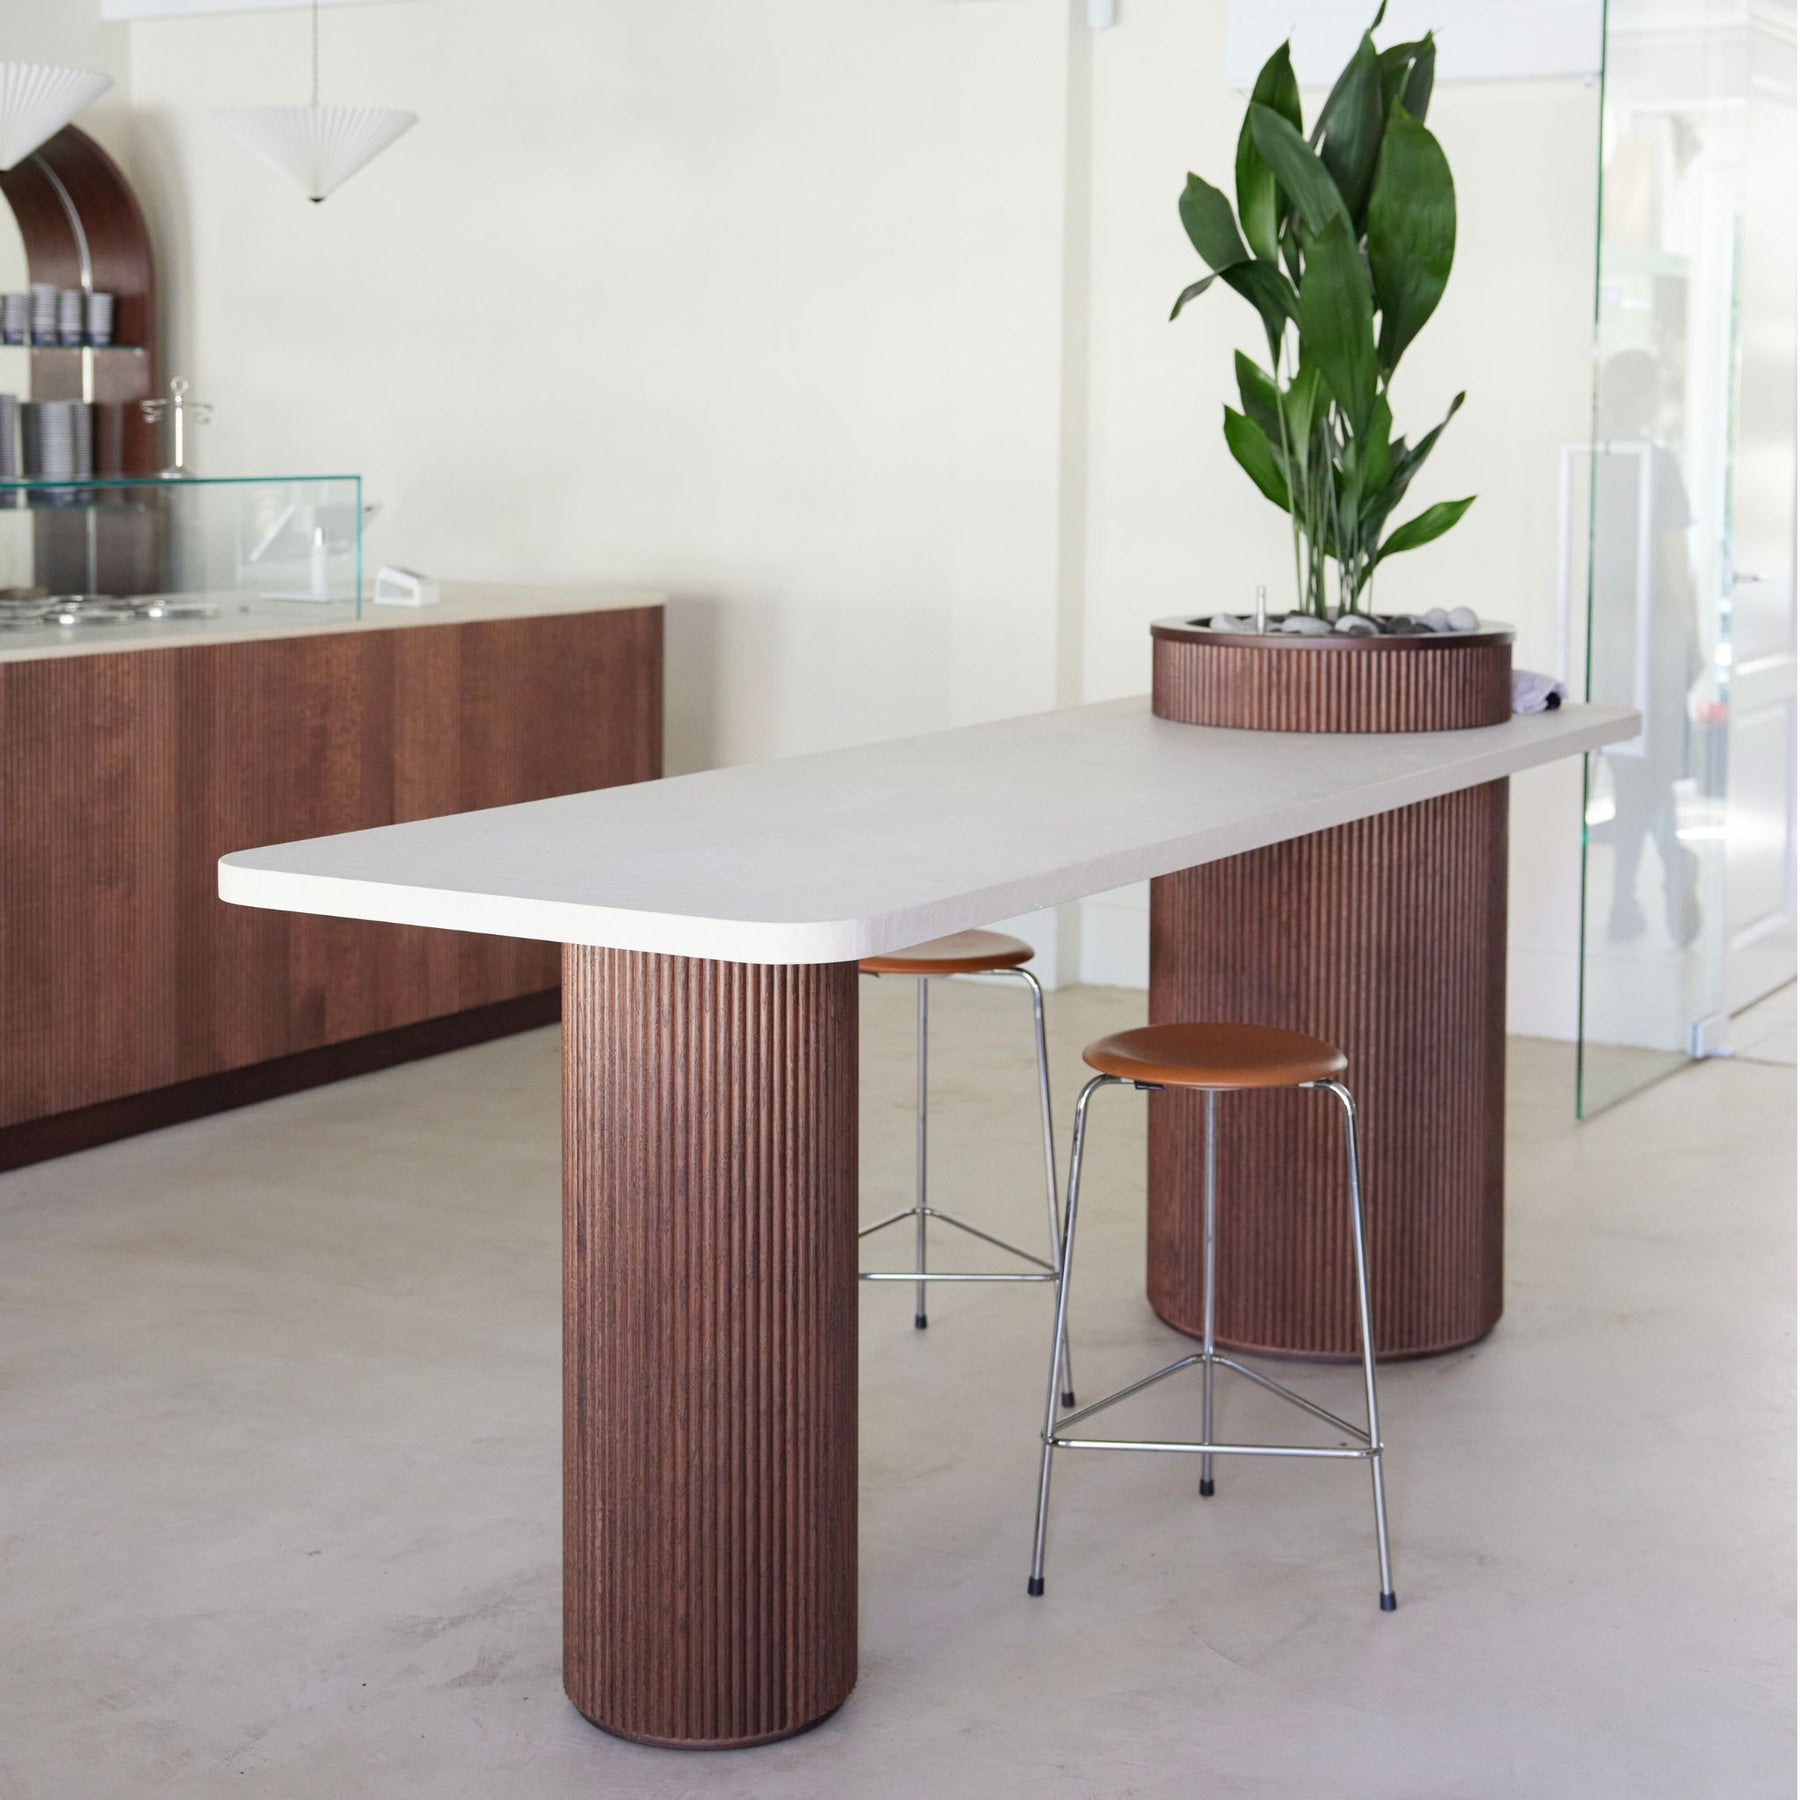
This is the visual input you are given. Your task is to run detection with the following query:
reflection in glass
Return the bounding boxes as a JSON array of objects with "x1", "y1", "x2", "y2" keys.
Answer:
[{"x1": 1577, "y1": 0, "x2": 1743, "y2": 1115}]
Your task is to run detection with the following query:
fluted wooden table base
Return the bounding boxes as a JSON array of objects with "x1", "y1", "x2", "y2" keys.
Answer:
[
  {"x1": 1148, "y1": 784, "x2": 1509, "y2": 1361},
  {"x1": 562, "y1": 948, "x2": 859, "y2": 1748}
]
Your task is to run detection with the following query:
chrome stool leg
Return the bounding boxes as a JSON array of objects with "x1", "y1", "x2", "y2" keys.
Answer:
[
  {"x1": 1198, "y1": 1088, "x2": 1218, "y2": 1499},
  {"x1": 859, "y1": 964, "x2": 1069, "y2": 1355},
  {"x1": 1029, "y1": 1073, "x2": 1120, "y2": 1596},
  {"x1": 1317, "y1": 1078, "x2": 1396, "y2": 1610},
  {"x1": 1002, "y1": 965, "x2": 1075, "y2": 1408},
  {"x1": 913, "y1": 976, "x2": 929, "y2": 1330}
]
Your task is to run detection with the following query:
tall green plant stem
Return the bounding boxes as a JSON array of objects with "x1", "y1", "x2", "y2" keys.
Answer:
[{"x1": 1272, "y1": 325, "x2": 1305, "y2": 614}]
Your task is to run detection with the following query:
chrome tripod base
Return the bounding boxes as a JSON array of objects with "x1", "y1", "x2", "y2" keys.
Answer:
[
  {"x1": 1027, "y1": 1073, "x2": 1396, "y2": 1613},
  {"x1": 858, "y1": 964, "x2": 1075, "y2": 1404}
]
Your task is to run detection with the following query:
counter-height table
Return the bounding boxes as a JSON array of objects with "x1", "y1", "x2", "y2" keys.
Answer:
[{"x1": 219, "y1": 695, "x2": 1636, "y2": 1750}]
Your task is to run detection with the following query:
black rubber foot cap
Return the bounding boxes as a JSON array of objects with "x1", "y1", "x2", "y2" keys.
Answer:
[
  {"x1": 1062, "y1": 1390, "x2": 1077, "y2": 1409},
  {"x1": 914, "y1": 1313, "x2": 928, "y2": 1330},
  {"x1": 1027, "y1": 1576, "x2": 1045, "y2": 1597},
  {"x1": 1380, "y1": 1592, "x2": 1397, "y2": 1612},
  {"x1": 1198, "y1": 1478, "x2": 1215, "y2": 1497}
]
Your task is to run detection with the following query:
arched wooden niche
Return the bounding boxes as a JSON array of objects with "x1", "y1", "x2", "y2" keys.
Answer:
[{"x1": 0, "y1": 124, "x2": 158, "y2": 476}]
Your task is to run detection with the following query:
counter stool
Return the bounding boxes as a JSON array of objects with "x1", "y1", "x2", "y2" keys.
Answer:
[
  {"x1": 1026, "y1": 1021, "x2": 1394, "y2": 1611},
  {"x1": 859, "y1": 930, "x2": 1074, "y2": 1406}
]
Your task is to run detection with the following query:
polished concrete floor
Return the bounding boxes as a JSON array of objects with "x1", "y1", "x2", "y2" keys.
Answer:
[
  {"x1": 1, "y1": 982, "x2": 1792, "y2": 1799},
  {"x1": 1739, "y1": 983, "x2": 1799, "y2": 1068}
]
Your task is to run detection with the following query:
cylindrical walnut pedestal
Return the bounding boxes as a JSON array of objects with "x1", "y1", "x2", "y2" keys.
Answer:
[
  {"x1": 562, "y1": 948, "x2": 859, "y2": 1748},
  {"x1": 1147, "y1": 618, "x2": 1513, "y2": 1361}
]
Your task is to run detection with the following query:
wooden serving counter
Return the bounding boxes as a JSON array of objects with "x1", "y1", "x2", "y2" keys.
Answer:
[{"x1": 0, "y1": 584, "x2": 662, "y2": 1168}]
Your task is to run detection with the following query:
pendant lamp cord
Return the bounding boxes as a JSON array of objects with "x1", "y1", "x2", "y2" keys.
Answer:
[{"x1": 311, "y1": 0, "x2": 320, "y2": 106}]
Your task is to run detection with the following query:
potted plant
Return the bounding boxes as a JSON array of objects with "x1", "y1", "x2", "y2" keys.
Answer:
[{"x1": 1151, "y1": 8, "x2": 1513, "y2": 733}]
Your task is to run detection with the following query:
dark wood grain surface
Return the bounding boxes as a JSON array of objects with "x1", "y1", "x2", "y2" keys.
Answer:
[
  {"x1": 0, "y1": 605, "x2": 662, "y2": 1151},
  {"x1": 562, "y1": 948, "x2": 859, "y2": 1748},
  {"x1": 1148, "y1": 783, "x2": 1510, "y2": 1360},
  {"x1": 1151, "y1": 621, "x2": 1513, "y2": 734},
  {"x1": 1146, "y1": 617, "x2": 1512, "y2": 1359}
]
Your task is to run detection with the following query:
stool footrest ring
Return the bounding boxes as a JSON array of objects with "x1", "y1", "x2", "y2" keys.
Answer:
[
  {"x1": 862, "y1": 1271, "x2": 1057, "y2": 1283},
  {"x1": 1049, "y1": 1437, "x2": 1376, "y2": 1459},
  {"x1": 859, "y1": 1207, "x2": 1056, "y2": 1273},
  {"x1": 1049, "y1": 1348, "x2": 1375, "y2": 1449}
]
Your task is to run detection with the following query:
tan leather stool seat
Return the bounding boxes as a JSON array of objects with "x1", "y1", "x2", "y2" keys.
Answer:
[
  {"x1": 859, "y1": 929, "x2": 1035, "y2": 977},
  {"x1": 1083, "y1": 1021, "x2": 1347, "y2": 1090}
]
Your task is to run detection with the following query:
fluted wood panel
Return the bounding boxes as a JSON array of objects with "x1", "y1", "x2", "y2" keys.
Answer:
[
  {"x1": 0, "y1": 606, "x2": 662, "y2": 1136},
  {"x1": 1151, "y1": 623, "x2": 1513, "y2": 734},
  {"x1": 1148, "y1": 782, "x2": 1509, "y2": 1360},
  {"x1": 562, "y1": 949, "x2": 859, "y2": 1748}
]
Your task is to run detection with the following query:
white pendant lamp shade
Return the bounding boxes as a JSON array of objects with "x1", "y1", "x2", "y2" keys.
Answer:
[
  {"x1": 216, "y1": 104, "x2": 417, "y2": 203},
  {"x1": 0, "y1": 63, "x2": 114, "y2": 172}
]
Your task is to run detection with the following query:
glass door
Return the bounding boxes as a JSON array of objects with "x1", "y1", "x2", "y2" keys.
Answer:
[
  {"x1": 1575, "y1": 0, "x2": 1767, "y2": 1115},
  {"x1": 1720, "y1": 5, "x2": 1797, "y2": 1015}
]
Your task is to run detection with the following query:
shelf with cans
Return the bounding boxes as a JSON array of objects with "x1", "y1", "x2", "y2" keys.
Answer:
[
  {"x1": 2, "y1": 283, "x2": 126, "y2": 351},
  {"x1": 0, "y1": 125, "x2": 161, "y2": 597},
  {"x1": 0, "y1": 287, "x2": 150, "y2": 493}
]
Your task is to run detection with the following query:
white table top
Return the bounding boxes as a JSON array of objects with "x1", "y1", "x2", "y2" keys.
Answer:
[
  {"x1": 219, "y1": 698, "x2": 1637, "y2": 966},
  {"x1": 0, "y1": 582, "x2": 663, "y2": 663}
]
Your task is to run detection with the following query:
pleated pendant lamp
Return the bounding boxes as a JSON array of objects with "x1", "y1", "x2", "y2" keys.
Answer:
[
  {"x1": 0, "y1": 62, "x2": 114, "y2": 171},
  {"x1": 216, "y1": 0, "x2": 416, "y2": 203}
]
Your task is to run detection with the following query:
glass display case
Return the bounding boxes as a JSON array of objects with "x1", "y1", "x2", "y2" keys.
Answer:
[{"x1": 0, "y1": 472, "x2": 363, "y2": 640}]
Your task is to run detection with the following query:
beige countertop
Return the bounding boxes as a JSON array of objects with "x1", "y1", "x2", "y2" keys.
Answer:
[{"x1": 0, "y1": 582, "x2": 665, "y2": 664}]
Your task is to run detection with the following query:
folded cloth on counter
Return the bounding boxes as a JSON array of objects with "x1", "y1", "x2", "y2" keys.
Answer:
[{"x1": 1513, "y1": 669, "x2": 1566, "y2": 715}]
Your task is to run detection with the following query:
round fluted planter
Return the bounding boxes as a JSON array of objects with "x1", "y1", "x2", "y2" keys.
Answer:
[
  {"x1": 1145, "y1": 613, "x2": 1518, "y2": 1361},
  {"x1": 1150, "y1": 615, "x2": 1515, "y2": 734}
]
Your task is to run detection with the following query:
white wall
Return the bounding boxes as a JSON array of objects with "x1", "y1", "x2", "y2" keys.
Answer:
[
  {"x1": 127, "y1": 0, "x2": 1071, "y2": 764},
  {"x1": 107, "y1": 0, "x2": 1600, "y2": 1025}
]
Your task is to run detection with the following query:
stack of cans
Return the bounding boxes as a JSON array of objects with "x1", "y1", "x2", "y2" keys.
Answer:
[
  {"x1": 20, "y1": 399, "x2": 92, "y2": 502},
  {"x1": 0, "y1": 392, "x2": 17, "y2": 508},
  {"x1": 29, "y1": 284, "x2": 55, "y2": 347},
  {"x1": 0, "y1": 288, "x2": 121, "y2": 347}
]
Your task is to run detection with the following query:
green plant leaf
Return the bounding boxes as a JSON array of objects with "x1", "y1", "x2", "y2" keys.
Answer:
[
  {"x1": 1356, "y1": 393, "x2": 1394, "y2": 505},
  {"x1": 1248, "y1": 105, "x2": 1349, "y2": 240},
  {"x1": 1310, "y1": 3, "x2": 1384, "y2": 143},
  {"x1": 1234, "y1": 350, "x2": 1283, "y2": 445},
  {"x1": 1223, "y1": 406, "x2": 1292, "y2": 512},
  {"x1": 1180, "y1": 172, "x2": 1251, "y2": 273},
  {"x1": 1222, "y1": 259, "x2": 1299, "y2": 355},
  {"x1": 1402, "y1": 34, "x2": 1436, "y2": 120},
  {"x1": 1374, "y1": 494, "x2": 1476, "y2": 564},
  {"x1": 1366, "y1": 100, "x2": 1456, "y2": 373},
  {"x1": 1169, "y1": 273, "x2": 1217, "y2": 321},
  {"x1": 1360, "y1": 390, "x2": 1464, "y2": 537},
  {"x1": 1389, "y1": 390, "x2": 1465, "y2": 489},
  {"x1": 1378, "y1": 39, "x2": 1421, "y2": 110},
  {"x1": 1235, "y1": 42, "x2": 1303, "y2": 263},
  {"x1": 1297, "y1": 213, "x2": 1377, "y2": 437},
  {"x1": 1282, "y1": 358, "x2": 1324, "y2": 444},
  {"x1": 1377, "y1": 34, "x2": 1436, "y2": 122},
  {"x1": 1313, "y1": 28, "x2": 1386, "y2": 222}
]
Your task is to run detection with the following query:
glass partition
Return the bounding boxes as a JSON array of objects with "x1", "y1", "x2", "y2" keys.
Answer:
[{"x1": 1576, "y1": 0, "x2": 1750, "y2": 1115}]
